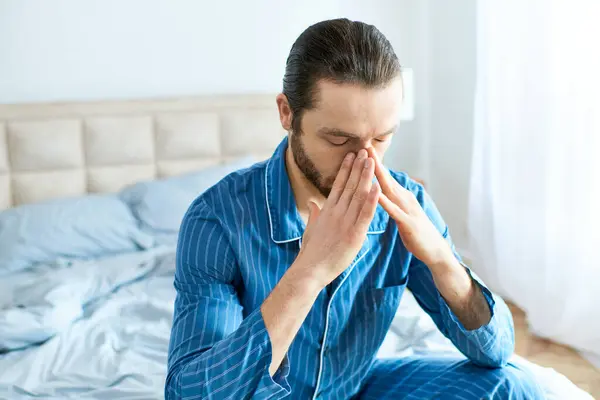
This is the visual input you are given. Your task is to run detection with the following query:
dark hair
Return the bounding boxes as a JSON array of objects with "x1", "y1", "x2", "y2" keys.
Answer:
[{"x1": 283, "y1": 18, "x2": 402, "y2": 134}]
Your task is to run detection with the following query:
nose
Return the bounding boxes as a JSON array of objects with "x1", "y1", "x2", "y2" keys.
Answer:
[
  {"x1": 347, "y1": 140, "x2": 379, "y2": 159},
  {"x1": 352, "y1": 139, "x2": 374, "y2": 152},
  {"x1": 363, "y1": 141, "x2": 381, "y2": 159}
]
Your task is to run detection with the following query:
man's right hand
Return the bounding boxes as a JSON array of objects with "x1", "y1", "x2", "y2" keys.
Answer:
[
  {"x1": 261, "y1": 148, "x2": 379, "y2": 376},
  {"x1": 295, "y1": 148, "x2": 380, "y2": 288}
]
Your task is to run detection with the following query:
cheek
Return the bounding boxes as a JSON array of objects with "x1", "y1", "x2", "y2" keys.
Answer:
[
  {"x1": 315, "y1": 152, "x2": 347, "y2": 178},
  {"x1": 305, "y1": 140, "x2": 347, "y2": 170}
]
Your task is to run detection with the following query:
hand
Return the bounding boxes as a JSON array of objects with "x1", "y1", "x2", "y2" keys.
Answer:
[
  {"x1": 366, "y1": 147, "x2": 454, "y2": 268},
  {"x1": 295, "y1": 149, "x2": 381, "y2": 288}
]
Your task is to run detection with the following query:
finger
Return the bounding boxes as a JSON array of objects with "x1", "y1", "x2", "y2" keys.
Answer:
[
  {"x1": 306, "y1": 201, "x2": 321, "y2": 227},
  {"x1": 366, "y1": 147, "x2": 395, "y2": 196},
  {"x1": 337, "y1": 149, "x2": 368, "y2": 207},
  {"x1": 326, "y1": 152, "x2": 356, "y2": 206},
  {"x1": 367, "y1": 147, "x2": 411, "y2": 209},
  {"x1": 356, "y1": 181, "x2": 380, "y2": 231},
  {"x1": 379, "y1": 192, "x2": 410, "y2": 225},
  {"x1": 347, "y1": 157, "x2": 375, "y2": 223}
]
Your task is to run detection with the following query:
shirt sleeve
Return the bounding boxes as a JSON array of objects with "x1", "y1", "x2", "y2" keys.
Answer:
[
  {"x1": 165, "y1": 198, "x2": 291, "y2": 399},
  {"x1": 404, "y1": 183, "x2": 515, "y2": 368}
]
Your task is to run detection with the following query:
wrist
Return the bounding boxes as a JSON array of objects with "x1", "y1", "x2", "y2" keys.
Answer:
[
  {"x1": 286, "y1": 257, "x2": 329, "y2": 292},
  {"x1": 285, "y1": 259, "x2": 327, "y2": 296},
  {"x1": 426, "y1": 247, "x2": 460, "y2": 274}
]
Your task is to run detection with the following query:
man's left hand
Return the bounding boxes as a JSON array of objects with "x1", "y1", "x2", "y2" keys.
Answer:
[{"x1": 366, "y1": 147, "x2": 454, "y2": 269}]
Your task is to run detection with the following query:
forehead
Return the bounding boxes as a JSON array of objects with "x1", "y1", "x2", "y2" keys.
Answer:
[{"x1": 303, "y1": 77, "x2": 404, "y2": 137}]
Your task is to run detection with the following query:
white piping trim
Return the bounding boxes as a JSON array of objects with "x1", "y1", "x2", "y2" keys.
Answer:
[
  {"x1": 265, "y1": 154, "x2": 387, "y2": 243},
  {"x1": 265, "y1": 158, "x2": 301, "y2": 244},
  {"x1": 311, "y1": 248, "x2": 370, "y2": 400}
]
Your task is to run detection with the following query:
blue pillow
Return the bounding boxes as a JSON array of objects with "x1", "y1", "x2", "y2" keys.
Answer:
[
  {"x1": 0, "y1": 194, "x2": 154, "y2": 274},
  {"x1": 120, "y1": 157, "x2": 256, "y2": 234}
]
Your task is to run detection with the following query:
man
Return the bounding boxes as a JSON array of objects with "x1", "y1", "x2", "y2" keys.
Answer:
[{"x1": 166, "y1": 19, "x2": 544, "y2": 399}]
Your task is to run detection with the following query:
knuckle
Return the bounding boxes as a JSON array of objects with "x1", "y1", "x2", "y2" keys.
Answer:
[
  {"x1": 331, "y1": 206, "x2": 345, "y2": 220},
  {"x1": 344, "y1": 181, "x2": 359, "y2": 193},
  {"x1": 332, "y1": 181, "x2": 345, "y2": 192},
  {"x1": 326, "y1": 207, "x2": 339, "y2": 219},
  {"x1": 352, "y1": 190, "x2": 368, "y2": 204}
]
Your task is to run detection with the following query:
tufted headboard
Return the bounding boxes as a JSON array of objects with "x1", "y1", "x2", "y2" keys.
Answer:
[{"x1": 0, "y1": 94, "x2": 286, "y2": 210}]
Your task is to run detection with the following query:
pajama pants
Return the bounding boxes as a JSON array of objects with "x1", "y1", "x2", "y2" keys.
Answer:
[{"x1": 356, "y1": 355, "x2": 545, "y2": 399}]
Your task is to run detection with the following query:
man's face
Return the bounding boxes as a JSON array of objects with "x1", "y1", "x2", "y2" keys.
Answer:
[{"x1": 286, "y1": 77, "x2": 404, "y2": 197}]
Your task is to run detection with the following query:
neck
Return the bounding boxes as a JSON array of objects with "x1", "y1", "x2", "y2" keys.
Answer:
[{"x1": 285, "y1": 144, "x2": 326, "y2": 224}]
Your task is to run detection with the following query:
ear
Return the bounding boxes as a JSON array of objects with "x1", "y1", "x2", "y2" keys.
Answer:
[{"x1": 276, "y1": 93, "x2": 293, "y2": 132}]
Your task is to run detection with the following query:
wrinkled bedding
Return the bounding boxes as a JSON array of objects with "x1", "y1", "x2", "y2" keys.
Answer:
[{"x1": 0, "y1": 248, "x2": 592, "y2": 399}]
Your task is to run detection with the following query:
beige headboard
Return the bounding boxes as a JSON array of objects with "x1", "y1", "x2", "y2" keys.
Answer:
[{"x1": 0, "y1": 94, "x2": 286, "y2": 210}]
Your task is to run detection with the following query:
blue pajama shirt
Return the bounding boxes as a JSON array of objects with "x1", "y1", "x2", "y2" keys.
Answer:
[{"x1": 165, "y1": 137, "x2": 543, "y2": 399}]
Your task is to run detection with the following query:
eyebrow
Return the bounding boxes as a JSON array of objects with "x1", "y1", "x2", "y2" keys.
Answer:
[{"x1": 318, "y1": 125, "x2": 397, "y2": 139}]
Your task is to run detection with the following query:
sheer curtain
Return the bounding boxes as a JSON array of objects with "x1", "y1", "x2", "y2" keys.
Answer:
[{"x1": 468, "y1": 0, "x2": 600, "y2": 362}]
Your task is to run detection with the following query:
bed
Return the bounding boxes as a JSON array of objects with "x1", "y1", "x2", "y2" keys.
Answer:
[{"x1": 0, "y1": 95, "x2": 592, "y2": 399}]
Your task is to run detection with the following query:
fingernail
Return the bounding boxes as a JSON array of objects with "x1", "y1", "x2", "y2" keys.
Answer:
[
  {"x1": 357, "y1": 149, "x2": 367, "y2": 159},
  {"x1": 345, "y1": 153, "x2": 355, "y2": 163},
  {"x1": 364, "y1": 158, "x2": 372, "y2": 169}
]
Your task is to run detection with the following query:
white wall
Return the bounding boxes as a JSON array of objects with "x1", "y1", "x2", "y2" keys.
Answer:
[
  {"x1": 428, "y1": 0, "x2": 477, "y2": 249},
  {"x1": 0, "y1": 0, "x2": 427, "y2": 172},
  {"x1": 0, "y1": 0, "x2": 342, "y2": 103},
  {"x1": 0, "y1": 0, "x2": 477, "y2": 248}
]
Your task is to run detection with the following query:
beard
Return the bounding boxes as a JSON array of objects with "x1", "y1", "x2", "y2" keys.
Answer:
[{"x1": 290, "y1": 131, "x2": 334, "y2": 198}]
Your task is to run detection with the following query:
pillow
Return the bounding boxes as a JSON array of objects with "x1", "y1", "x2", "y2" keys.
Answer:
[
  {"x1": 0, "y1": 194, "x2": 154, "y2": 274},
  {"x1": 120, "y1": 157, "x2": 256, "y2": 233}
]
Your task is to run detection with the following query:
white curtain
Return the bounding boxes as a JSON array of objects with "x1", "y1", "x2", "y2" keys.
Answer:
[{"x1": 469, "y1": 0, "x2": 600, "y2": 362}]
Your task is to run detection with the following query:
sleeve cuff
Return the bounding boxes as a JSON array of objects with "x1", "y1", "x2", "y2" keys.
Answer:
[
  {"x1": 272, "y1": 354, "x2": 291, "y2": 384},
  {"x1": 253, "y1": 310, "x2": 292, "y2": 399}
]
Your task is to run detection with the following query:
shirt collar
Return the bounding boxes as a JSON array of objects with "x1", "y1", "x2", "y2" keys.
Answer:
[{"x1": 265, "y1": 137, "x2": 390, "y2": 243}]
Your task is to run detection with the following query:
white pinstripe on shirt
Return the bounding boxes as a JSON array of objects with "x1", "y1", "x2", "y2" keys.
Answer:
[{"x1": 165, "y1": 137, "x2": 515, "y2": 399}]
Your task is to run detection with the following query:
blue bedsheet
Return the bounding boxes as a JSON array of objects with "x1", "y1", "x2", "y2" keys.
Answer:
[
  {"x1": 0, "y1": 247, "x2": 176, "y2": 399},
  {"x1": 0, "y1": 248, "x2": 589, "y2": 399}
]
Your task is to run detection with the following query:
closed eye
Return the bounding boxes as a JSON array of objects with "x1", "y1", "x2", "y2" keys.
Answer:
[{"x1": 328, "y1": 138, "x2": 350, "y2": 146}]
